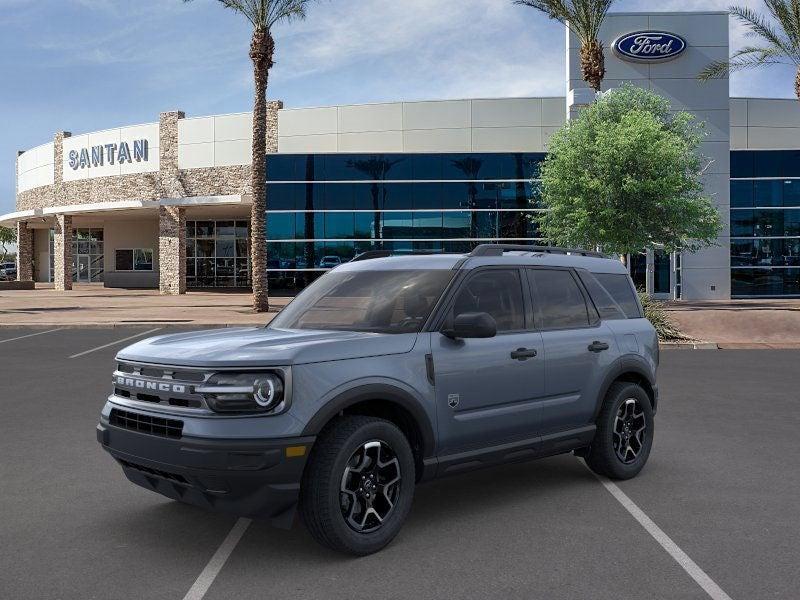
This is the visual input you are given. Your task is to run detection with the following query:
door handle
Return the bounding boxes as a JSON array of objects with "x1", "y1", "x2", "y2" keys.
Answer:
[
  {"x1": 510, "y1": 348, "x2": 537, "y2": 360},
  {"x1": 588, "y1": 341, "x2": 610, "y2": 353}
]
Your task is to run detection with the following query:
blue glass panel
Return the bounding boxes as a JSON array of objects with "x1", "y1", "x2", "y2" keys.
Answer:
[
  {"x1": 783, "y1": 180, "x2": 800, "y2": 207},
  {"x1": 266, "y1": 155, "x2": 297, "y2": 181},
  {"x1": 382, "y1": 183, "x2": 413, "y2": 210},
  {"x1": 499, "y1": 182, "x2": 531, "y2": 209},
  {"x1": 781, "y1": 150, "x2": 800, "y2": 177},
  {"x1": 499, "y1": 211, "x2": 529, "y2": 238},
  {"x1": 267, "y1": 184, "x2": 299, "y2": 210},
  {"x1": 730, "y1": 210, "x2": 753, "y2": 237},
  {"x1": 382, "y1": 212, "x2": 413, "y2": 239},
  {"x1": 474, "y1": 211, "x2": 499, "y2": 238},
  {"x1": 444, "y1": 154, "x2": 484, "y2": 180},
  {"x1": 353, "y1": 182, "x2": 380, "y2": 210},
  {"x1": 295, "y1": 212, "x2": 323, "y2": 240},
  {"x1": 441, "y1": 183, "x2": 470, "y2": 209},
  {"x1": 324, "y1": 213, "x2": 355, "y2": 239},
  {"x1": 412, "y1": 154, "x2": 443, "y2": 180},
  {"x1": 730, "y1": 151, "x2": 754, "y2": 178},
  {"x1": 267, "y1": 242, "x2": 296, "y2": 269},
  {"x1": 442, "y1": 212, "x2": 471, "y2": 237},
  {"x1": 472, "y1": 182, "x2": 499, "y2": 209},
  {"x1": 324, "y1": 183, "x2": 354, "y2": 210},
  {"x1": 753, "y1": 209, "x2": 784, "y2": 236},
  {"x1": 411, "y1": 182, "x2": 442, "y2": 210},
  {"x1": 516, "y1": 153, "x2": 546, "y2": 179},
  {"x1": 785, "y1": 209, "x2": 800, "y2": 235},
  {"x1": 443, "y1": 240, "x2": 473, "y2": 253},
  {"x1": 754, "y1": 180, "x2": 783, "y2": 207},
  {"x1": 266, "y1": 213, "x2": 294, "y2": 240},
  {"x1": 413, "y1": 212, "x2": 443, "y2": 237},
  {"x1": 730, "y1": 180, "x2": 754, "y2": 208},
  {"x1": 732, "y1": 268, "x2": 800, "y2": 295},
  {"x1": 324, "y1": 241, "x2": 356, "y2": 261},
  {"x1": 355, "y1": 213, "x2": 377, "y2": 239},
  {"x1": 754, "y1": 151, "x2": 783, "y2": 177}
]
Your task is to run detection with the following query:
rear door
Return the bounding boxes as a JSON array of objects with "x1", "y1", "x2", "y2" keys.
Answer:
[
  {"x1": 432, "y1": 267, "x2": 545, "y2": 455},
  {"x1": 526, "y1": 268, "x2": 617, "y2": 434}
]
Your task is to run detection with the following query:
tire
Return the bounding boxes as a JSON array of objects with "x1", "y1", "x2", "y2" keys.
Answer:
[
  {"x1": 299, "y1": 415, "x2": 415, "y2": 556},
  {"x1": 584, "y1": 382, "x2": 654, "y2": 480}
]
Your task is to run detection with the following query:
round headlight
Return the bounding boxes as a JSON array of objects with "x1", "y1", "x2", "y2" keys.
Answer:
[{"x1": 254, "y1": 375, "x2": 284, "y2": 409}]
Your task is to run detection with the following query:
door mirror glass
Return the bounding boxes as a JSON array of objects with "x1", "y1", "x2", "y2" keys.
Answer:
[{"x1": 442, "y1": 312, "x2": 497, "y2": 339}]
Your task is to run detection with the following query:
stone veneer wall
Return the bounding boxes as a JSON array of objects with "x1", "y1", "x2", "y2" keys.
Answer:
[
  {"x1": 53, "y1": 214, "x2": 73, "y2": 291},
  {"x1": 158, "y1": 206, "x2": 186, "y2": 295},
  {"x1": 15, "y1": 221, "x2": 33, "y2": 281}
]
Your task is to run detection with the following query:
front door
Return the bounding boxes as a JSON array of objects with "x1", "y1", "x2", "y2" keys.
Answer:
[
  {"x1": 432, "y1": 268, "x2": 545, "y2": 455},
  {"x1": 77, "y1": 255, "x2": 90, "y2": 282}
]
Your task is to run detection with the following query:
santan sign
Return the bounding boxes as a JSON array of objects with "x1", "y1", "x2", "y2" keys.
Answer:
[
  {"x1": 613, "y1": 31, "x2": 687, "y2": 62},
  {"x1": 67, "y1": 139, "x2": 149, "y2": 170}
]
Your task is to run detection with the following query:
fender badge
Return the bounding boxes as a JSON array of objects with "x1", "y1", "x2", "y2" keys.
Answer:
[{"x1": 448, "y1": 394, "x2": 460, "y2": 409}]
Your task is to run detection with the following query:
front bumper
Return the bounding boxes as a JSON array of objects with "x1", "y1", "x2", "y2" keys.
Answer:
[{"x1": 97, "y1": 420, "x2": 314, "y2": 528}]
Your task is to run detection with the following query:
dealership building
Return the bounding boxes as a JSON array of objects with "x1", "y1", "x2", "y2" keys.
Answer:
[{"x1": 4, "y1": 10, "x2": 800, "y2": 300}]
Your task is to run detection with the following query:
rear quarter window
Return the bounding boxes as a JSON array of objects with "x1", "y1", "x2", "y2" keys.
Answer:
[{"x1": 593, "y1": 273, "x2": 642, "y2": 319}]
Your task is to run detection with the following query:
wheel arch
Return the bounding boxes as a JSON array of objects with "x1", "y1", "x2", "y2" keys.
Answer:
[
  {"x1": 594, "y1": 357, "x2": 657, "y2": 419},
  {"x1": 301, "y1": 383, "x2": 435, "y2": 481}
]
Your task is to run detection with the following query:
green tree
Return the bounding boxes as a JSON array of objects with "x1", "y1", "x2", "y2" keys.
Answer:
[
  {"x1": 536, "y1": 84, "x2": 722, "y2": 262},
  {"x1": 0, "y1": 226, "x2": 15, "y2": 263},
  {"x1": 514, "y1": 0, "x2": 615, "y2": 91},
  {"x1": 699, "y1": 2, "x2": 800, "y2": 100},
  {"x1": 185, "y1": 0, "x2": 315, "y2": 311}
]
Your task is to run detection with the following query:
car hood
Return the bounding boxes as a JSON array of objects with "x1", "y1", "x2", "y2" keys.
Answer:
[{"x1": 116, "y1": 327, "x2": 418, "y2": 368}]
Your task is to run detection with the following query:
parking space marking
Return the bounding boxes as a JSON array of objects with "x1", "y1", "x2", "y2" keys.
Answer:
[
  {"x1": 68, "y1": 328, "x2": 162, "y2": 359},
  {"x1": 588, "y1": 468, "x2": 733, "y2": 600},
  {"x1": 182, "y1": 518, "x2": 252, "y2": 600},
  {"x1": 0, "y1": 329, "x2": 63, "y2": 345}
]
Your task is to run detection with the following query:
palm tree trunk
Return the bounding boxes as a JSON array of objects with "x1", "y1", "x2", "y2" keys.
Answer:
[
  {"x1": 250, "y1": 29, "x2": 274, "y2": 312},
  {"x1": 580, "y1": 40, "x2": 605, "y2": 92},
  {"x1": 796, "y1": 67, "x2": 800, "y2": 102}
]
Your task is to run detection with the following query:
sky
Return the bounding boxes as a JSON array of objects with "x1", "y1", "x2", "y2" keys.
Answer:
[{"x1": 0, "y1": 0, "x2": 797, "y2": 215}]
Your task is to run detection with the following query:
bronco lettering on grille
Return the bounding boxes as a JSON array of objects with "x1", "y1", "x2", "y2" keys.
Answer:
[{"x1": 116, "y1": 376, "x2": 186, "y2": 394}]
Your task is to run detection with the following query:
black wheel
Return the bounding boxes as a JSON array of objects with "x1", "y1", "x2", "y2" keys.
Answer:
[
  {"x1": 299, "y1": 415, "x2": 415, "y2": 555},
  {"x1": 584, "y1": 382, "x2": 654, "y2": 480}
]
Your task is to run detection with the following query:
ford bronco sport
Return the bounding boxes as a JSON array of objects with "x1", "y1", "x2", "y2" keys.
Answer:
[{"x1": 97, "y1": 244, "x2": 658, "y2": 555}]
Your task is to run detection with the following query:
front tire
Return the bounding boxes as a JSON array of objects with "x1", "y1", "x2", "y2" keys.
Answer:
[
  {"x1": 584, "y1": 382, "x2": 654, "y2": 480},
  {"x1": 300, "y1": 416, "x2": 415, "y2": 555}
]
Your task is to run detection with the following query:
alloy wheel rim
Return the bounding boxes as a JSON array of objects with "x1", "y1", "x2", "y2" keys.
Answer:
[
  {"x1": 613, "y1": 398, "x2": 647, "y2": 464},
  {"x1": 340, "y1": 440, "x2": 401, "y2": 533}
]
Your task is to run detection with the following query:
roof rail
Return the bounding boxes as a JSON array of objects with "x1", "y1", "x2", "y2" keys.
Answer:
[
  {"x1": 349, "y1": 249, "x2": 447, "y2": 262},
  {"x1": 469, "y1": 243, "x2": 606, "y2": 258}
]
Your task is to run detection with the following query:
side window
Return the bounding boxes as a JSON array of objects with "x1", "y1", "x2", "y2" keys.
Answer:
[
  {"x1": 593, "y1": 273, "x2": 642, "y2": 319},
  {"x1": 577, "y1": 270, "x2": 627, "y2": 320},
  {"x1": 529, "y1": 269, "x2": 590, "y2": 329},
  {"x1": 449, "y1": 269, "x2": 525, "y2": 332}
]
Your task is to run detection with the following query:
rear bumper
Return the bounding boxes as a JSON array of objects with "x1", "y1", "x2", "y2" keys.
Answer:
[{"x1": 96, "y1": 422, "x2": 314, "y2": 527}]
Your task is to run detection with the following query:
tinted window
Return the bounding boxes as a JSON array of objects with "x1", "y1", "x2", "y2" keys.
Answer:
[
  {"x1": 530, "y1": 269, "x2": 590, "y2": 329},
  {"x1": 577, "y1": 271, "x2": 626, "y2": 320},
  {"x1": 593, "y1": 273, "x2": 642, "y2": 319},
  {"x1": 450, "y1": 269, "x2": 525, "y2": 332},
  {"x1": 270, "y1": 269, "x2": 454, "y2": 333}
]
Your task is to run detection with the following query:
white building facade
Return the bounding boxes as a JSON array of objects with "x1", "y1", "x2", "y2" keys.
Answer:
[{"x1": 4, "y1": 11, "x2": 800, "y2": 299}]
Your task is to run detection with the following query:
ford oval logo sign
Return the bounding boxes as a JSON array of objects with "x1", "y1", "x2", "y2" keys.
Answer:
[{"x1": 613, "y1": 31, "x2": 687, "y2": 62}]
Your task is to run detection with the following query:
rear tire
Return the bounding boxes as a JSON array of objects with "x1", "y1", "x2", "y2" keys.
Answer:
[
  {"x1": 299, "y1": 415, "x2": 415, "y2": 556},
  {"x1": 584, "y1": 382, "x2": 654, "y2": 480}
]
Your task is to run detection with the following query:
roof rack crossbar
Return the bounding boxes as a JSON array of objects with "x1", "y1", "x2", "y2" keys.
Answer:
[{"x1": 468, "y1": 243, "x2": 606, "y2": 258}]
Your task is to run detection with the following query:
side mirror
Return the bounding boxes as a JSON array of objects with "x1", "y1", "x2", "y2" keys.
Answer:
[{"x1": 442, "y1": 312, "x2": 497, "y2": 339}]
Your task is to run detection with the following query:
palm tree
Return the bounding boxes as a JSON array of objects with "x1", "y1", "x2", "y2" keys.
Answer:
[
  {"x1": 699, "y1": 2, "x2": 800, "y2": 101},
  {"x1": 185, "y1": 0, "x2": 314, "y2": 312},
  {"x1": 515, "y1": 0, "x2": 615, "y2": 92}
]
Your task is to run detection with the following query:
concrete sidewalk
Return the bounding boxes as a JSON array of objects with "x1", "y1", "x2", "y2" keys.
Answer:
[
  {"x1": 0, "y1": 284, "x2": 287, "y2": 327},
  {"x1": 665, "y1": 299, "x2": 800, "y2": 348}
]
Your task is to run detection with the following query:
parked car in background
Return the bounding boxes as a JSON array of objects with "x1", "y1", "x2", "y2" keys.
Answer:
[
  {"x1": 319, "y1": 255, "x2": 342, "y2": 268},
  {"x1": 98, "y1": 244, "x2": 658, "y2": 555},
  {"x1": 1, "y1": 262, "x2": 16, "y2": 280}
]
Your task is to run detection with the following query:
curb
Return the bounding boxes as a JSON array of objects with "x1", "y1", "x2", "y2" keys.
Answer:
[{"x1": 660, "y1": 341, "x2": 719, "y2": 350}]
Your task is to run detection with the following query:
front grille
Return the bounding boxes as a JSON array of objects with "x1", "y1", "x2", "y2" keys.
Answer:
[
  {"x1": 109, "y1": 408, "x2": 183, "y2": 439},
  {"x1": 118, "y1": 459, "x2": 189, "y2": 484},
  {"x1": 113, "y1": 362, "x2": 210, "y2": 411}
]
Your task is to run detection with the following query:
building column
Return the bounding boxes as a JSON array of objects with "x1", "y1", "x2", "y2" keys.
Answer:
[
  {"x1": 16, "y1": 221, "x2": 33, "y2": 282},
  {"x1": 53, "y1": 214, "x2": 73, "y2": 291},
  {"x1": 159, "y1": 205, "x2": 186, "y2": 295}
]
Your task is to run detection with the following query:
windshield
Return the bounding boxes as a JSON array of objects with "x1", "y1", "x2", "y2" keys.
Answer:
[{"x1": 269, "y1": 269, "x2": 454, "y2": 334}]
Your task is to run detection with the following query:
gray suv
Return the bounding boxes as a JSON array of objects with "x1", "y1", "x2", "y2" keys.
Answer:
[{"x1": 97, "y1": 244, "x2": 658, "y2": 555}]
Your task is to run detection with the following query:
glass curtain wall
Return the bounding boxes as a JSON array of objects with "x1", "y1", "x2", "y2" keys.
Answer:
[
  {"x1": 731, "y1": 150, "x2": 800, "y2": 296},
  {"x1": 186, "y1": 220, "x2": 251, "y2": 288},
  {"x1": 264, "y1": 153, "x2": 545, "y2": 291}
]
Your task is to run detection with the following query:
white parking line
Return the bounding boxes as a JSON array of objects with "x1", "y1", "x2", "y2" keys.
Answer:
[
  {"x1": 68, "y1": 328, "x2": 162, "y2": 359},
  {"x1": 0, "y1": 328, "x2": 63, "y2": 345},
  {"x1": 182, "y1": 518, "x2": 252, "y2": 600},
  {"x1": 588, "y1": 468, "x2": 734, "y2": 600}
]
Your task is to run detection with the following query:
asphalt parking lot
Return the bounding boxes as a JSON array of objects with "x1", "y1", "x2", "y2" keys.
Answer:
[{"x1": 1, "y1": 327, "x2": 799, "y2": 600}]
